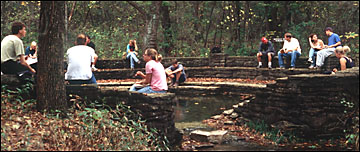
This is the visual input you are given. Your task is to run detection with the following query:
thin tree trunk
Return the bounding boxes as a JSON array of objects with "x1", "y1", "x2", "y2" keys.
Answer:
[
  {"x1": 204, "y1": 1, "x2": 217, "y2": 48},
  {"x1": 37, "y1": 1, "x2": 67, "y2": 112},
  {"x1": 160, "y1": 2, "x2": 173, "y2": 56}
]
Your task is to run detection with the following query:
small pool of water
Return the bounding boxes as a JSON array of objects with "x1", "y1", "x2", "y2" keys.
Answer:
[{"x1": 173, "y1": 94, "x2": 248, "y2": 123}]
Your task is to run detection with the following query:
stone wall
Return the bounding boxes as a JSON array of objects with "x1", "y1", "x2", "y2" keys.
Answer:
[
  {"x1": 93, "y1": 53, "x2": 359, "y2": 69},
  {"x1": 236, "y1": 67, "x2": 359, "y2": 139}
]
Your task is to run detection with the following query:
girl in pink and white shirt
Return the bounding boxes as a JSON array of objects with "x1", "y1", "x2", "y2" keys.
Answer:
[{"x1": 129, "y1": 48, "x2": 168, "y2": 93}]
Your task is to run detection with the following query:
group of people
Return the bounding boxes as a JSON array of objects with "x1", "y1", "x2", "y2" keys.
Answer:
[
  {"x1": 256, "y1": 27, "x2": 354, "y2": 72},
  {"x1": 1, "y1": 22, "x2": 355, "y2": 95}
]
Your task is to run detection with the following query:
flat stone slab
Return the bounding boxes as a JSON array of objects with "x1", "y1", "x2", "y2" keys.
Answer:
[{"x1": 190, "y1": 130, "x2": 229, "y2": 144}]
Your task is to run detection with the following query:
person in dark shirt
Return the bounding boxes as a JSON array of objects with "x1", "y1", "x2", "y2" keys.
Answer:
[
  {"x1": 256, "y1": 37, "x2": 275, "y2": 69},
  {"x1": 332, "y1": 46, "x2": 354, "y2": 74},
  {"x1": 25, "y1": 41, "x2": 37, "y2": 58},
  {"x1": 165, "y1": 59, "x2": 186, "y2": 87},
  {"x1": 85, "y1": 34, "x2": 98, "y2": 71}
]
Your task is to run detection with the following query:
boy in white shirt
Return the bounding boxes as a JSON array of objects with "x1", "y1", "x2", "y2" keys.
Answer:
[
  {"x1": 278, "y1": 33, "x2": 301, "y2": 70},
  {"x1": 65, "y1": 34, "x2": 98, "y2": 84}
]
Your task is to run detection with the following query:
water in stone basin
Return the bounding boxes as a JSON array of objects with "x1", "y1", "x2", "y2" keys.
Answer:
[{"x1": 173, "y1": 94, "x2": 284, "y2": 151}]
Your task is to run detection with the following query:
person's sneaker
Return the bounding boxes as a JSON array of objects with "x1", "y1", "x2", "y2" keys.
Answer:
[
  {"x1": 256, "y1": 65, "x2": 262, "y2": 68},
  {"x1": 174, "y1": 82, "x2": 179, "y2": 87},
  {"x1": 307, "y1": 58, "x2": 313, "y2": 63},
  {"x1": 308, "y1": 65, "x2": 315, "y2": 69},
  {"x1": 268, "y1": 65, "x2": 272, "y2": 69}
]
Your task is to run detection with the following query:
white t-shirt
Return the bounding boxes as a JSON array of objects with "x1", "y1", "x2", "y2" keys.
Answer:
[
  {"x1": 282, "y1": 38, "x2": 301, "y2": 54},
  {"x1": 65, "y1": 45, "x2": 96, "y2": 80},
  {"x1": 1, "y1": 35, "x2": 25, "y2": 63}
]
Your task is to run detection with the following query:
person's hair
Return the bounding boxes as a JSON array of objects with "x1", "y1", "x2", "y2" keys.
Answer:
[
  {"x1": 76, "y1": 34, "x2": 86, "y2": 45},
  {"x1": 130, "y1": 40, "x2": 136, "y2": 46},
  {"x1": 31, "y1": 41, "x2": 37, "y2": 47},
  {"x1": 171, "y1": 59, "x2": 179, "y2": 65},
  {"x1": 144, "y1": 48, "x2": 159, "y2": 61},
  {"x1": 284, "y1": 33, "x2": 292, "y2": 38},
  {"x1": 309, "y1": 33, "x2": 316, "y2": 42},
  {"x1": 343, "y1": 46, "x2": 351, "y2": 54},
  {"x1": 129, "y1": 40, "x2": 134, "y2": 45},
  {"x1": 11, "y1": 22, "x2": 26, "y2": 34},
  {"x1": 325, "y1": 27, "x2": 333, "y2": 32},
  {"x1": 335, "y1": 46, "x2": 344, "y2": 55},
  {"x1": 157, "y1": 54, "x2": 163, "y2": 62}
]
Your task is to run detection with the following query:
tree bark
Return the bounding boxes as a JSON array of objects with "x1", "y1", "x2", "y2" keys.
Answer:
[
  {"x1": 204, "y1": 1, "x2": 217, "y2": 48},
  {"x1": 160, "y1": 2, "x2": 173, "y2": 56},
  {"x1": 37, "y1": 1, "x2": 67, "y2": 112}
]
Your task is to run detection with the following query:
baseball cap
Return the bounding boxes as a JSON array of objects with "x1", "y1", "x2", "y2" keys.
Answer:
[{"x1": 261, "y1": 37, "x2": 268, "y2": 43}]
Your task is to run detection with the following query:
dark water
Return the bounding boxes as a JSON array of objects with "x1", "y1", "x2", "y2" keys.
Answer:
[{"x1": 174, "y1": 95, "x2": 244, "y2": 122}]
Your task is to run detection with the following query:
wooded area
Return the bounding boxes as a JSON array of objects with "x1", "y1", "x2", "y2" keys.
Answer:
[{"x1": 1, "y1": 1, "x2": 359, "y2": 59}]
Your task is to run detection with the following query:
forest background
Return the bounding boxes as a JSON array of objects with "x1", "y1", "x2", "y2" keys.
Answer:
[{"x1": 1, "y1": 1, "x2": 359, "y2": 59}]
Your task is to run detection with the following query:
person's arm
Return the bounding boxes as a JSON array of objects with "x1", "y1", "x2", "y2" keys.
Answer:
[
  {"x1": 135, "y1": 71, "x2": 146, "y2": 79},
  {"x1": 92, "y1": 54, "x2": 98, "y2": 66},
  {"x1": 329, "y1": 41, "x2": 341, "y2": 48},
  {"x1": 172, "y1": 65, "x2": 184, "y2": 74},
  {"x1": 317, "y1": 40, "x2": 324, "y2": 50},
  {"x1": 339, "y1": 58, "x2": 347, "y2": 71},
  {"x1": 140, "y1": 73, "x2": 152, "y2": 85},
  {"x1": 19, "y1": 54, "x2": 36, "y2": 73},
  {"x1": 134, "y1": 40, "x2": 138, "y2": 51},
  {"x1": 32, "y1": 48, "x2": 37, "y2": 58},
  {"x1": 309, "y1": 37, "x2": 315, "y2": 48}
]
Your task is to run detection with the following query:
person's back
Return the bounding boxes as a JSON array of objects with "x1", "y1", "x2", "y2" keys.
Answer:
[
  {"x1": 146, "y1": 60, "x2": 167, "y2": 91},
  {"x1": 65, "y1": 45, "x2": 95, "y2": 80},
  {"x1": 1, "y1": 35, "x2": 24, "y2": 63}
]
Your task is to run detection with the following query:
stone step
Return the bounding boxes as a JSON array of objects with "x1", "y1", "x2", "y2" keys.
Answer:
[{"x1": 94, "y1": 67, "x2": 323, "y2": 80}]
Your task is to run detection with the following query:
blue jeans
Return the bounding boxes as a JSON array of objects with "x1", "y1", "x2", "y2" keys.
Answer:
[
  {"x1": 129, "y1": 85, "x2": 166, "y2": 94},
  {"x1": 171, "y1": 73, "x2": 186, "y2": 83},
  {"x1": 311, "y1": 51, "x2": 319, "y2": 66},
  {"x1": 127, "y1": 52, "x2": 139, "y2": 68},
  {"x1": 278, "y1": 50, "x2": 301, "y2": 68},
  {"x1": 68, "y1": 73, "x2": 97, "y2": 84}
]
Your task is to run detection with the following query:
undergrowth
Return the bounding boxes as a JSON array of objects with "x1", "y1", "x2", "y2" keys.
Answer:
[{"x1": 1, "y1": 84, "x2": 170, "y2": 151}]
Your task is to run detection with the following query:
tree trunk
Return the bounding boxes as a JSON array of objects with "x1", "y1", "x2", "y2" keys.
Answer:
[
  {"x1": 243, "y1": 1, "x2": 250, "y2": 42},
  {"x1": 204, "y1": 1, "x2": 217, "y2": 48},
  {"x1": 127, "y1": 1, "x2": 161, "y2": 50},
  {"x1": 160, "y1": 2, "x2": 173, "y2": 56},
  {"x1": 37, "y1": 1, "x2": 67, "y2": 112}
]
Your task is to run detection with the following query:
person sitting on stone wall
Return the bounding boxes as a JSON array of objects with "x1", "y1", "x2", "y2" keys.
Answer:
[
  {"x1": 165, "y1": 59, "x2": 187, "y2": 87},
  {"x1": 256, "y1": 37, "x2": 275, "y2": 69},
  {"x1": 129, "y1": 48, "x2": 167, "y2": 94},
  {"x1": 278, "y1": 33, "x2": 301, "y2": 70},
  {"x1": 315, "y1": 27, "x2": 341, "y2": 69},
  {"x1": 331, "y1": 46, "x2": 355, "y2": 74}
]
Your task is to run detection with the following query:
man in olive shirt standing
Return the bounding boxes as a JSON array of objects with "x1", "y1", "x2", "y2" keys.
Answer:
[{"x1": 1, "y1": 22, "x2": 36, "y2": 75}]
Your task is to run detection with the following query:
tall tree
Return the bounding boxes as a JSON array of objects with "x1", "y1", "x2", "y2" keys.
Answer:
[
  {"x1": 127, "y1": 1, "x2": 161, "y2": 50},
  {"x1": 160, "y1": 1, "x2": 174, "y2": 56},
  {"x1": 37, "y1": 1, "x2": 67, "y2": 112}
]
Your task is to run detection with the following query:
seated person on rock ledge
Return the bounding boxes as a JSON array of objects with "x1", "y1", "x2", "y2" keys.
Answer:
[
  {"x1": 125, "y1": 39, "x2": 141, "y2": 70},
  {"x1": 331, "y1": 46, "x2": 355, "y2": 74},
  {"x1": 1, "y1": 22, "x2": 36, "y2": 79},
  {"x1": 129, "y1": 48, "x2": 168, "y2": 94},
  {"x1": 307, "y1": 33, "x2": 324, "y2": 69},
  {"x1": 315, "y1": 27, "x2": 341, "y2": 69},
  {"x1": 165, "y1": 59, "x2": 187, "y2": 87},
  {"x1": 65, "y1": 33, "x2": 98, "y2": 85},
  {"x1": 256, "y1": 37, "x2": 275, "y2": 69},
  {"x1": 278, "y1": 33, "x2": 301, "y2": 70}
]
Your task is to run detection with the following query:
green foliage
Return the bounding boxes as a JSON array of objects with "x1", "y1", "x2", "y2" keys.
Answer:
[
  {"x1": 245, "y1": 120, "x2": 302, "y2": 144},
  {"x1": 1, "y1": 1, "x2": 358, "y2": 58}
]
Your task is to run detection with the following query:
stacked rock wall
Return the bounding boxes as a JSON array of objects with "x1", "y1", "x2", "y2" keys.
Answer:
[{"x1": 238, "y1": 67, "x2": 359, "y2": 139}]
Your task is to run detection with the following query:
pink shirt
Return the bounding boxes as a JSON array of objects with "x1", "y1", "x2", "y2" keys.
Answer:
[{"x1": 145, "y1": 60, "x2": 168, "y2": 91}]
